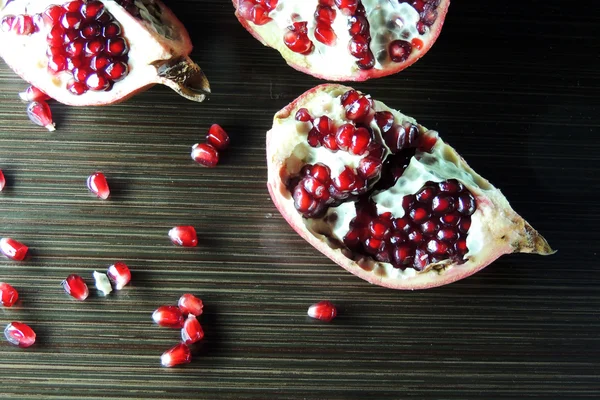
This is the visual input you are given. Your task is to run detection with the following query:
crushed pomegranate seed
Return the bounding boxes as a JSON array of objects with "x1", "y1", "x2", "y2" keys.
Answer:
[
  {"x1": 0, "y1": 282, "x2": 19, "y2": 307},
  {"x1": 62, "y1": 274, "x2": 89, "y2": 300},
  {"x1": 168, "y1": 226, "x2": 198, "y2": 247},
  {"x1": 4, "y1": 322, "x2": 36, "y2": 348},
  {"x1": 308, "y1": 300, "x2": 337, "y2": 322},
  {"x1": 93, "y1": 271, "x2": 112, "y2": 296},
  {"x1": 152, "y1": 305, "x2": 185, "y2": 328},
  {"x1": 26, "y1": 101, "x2": 55, "y2": 131},
  {"x1": 191, "y1": 143, "x2": 219, "y2": 167},
  {"x1": 178, "y1": 293, "x2": 203, "y2": 317},
  {"x1": 206, "y1": 124, "x2": 230, "y2": 151},
  {"x1": 0, "y1": 169, "x2": 5, "y2": 191},
  {"x1": 161, "y1": 343, "x2": 191, "y2": 368},
  {"x1": 106, "y1": 262, "x2": 131, "y2": 290},
  {"x1": 0, "y1": 238, "x2": 29, "y2": 261},
  {"x1": 87, "y1": 172, "x2": 110, "y2": 199},
  {"x1": 181, "y1": 315, "x2": 204, "y2": 344},
  {"x1": 19, "y1": 86, "x2": 51, "y2": 102}
]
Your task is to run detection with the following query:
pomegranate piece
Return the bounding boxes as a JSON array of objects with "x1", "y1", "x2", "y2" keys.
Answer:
[
  {"x1": 206, "y1": 124, "x2": 230, "y2": 151},
  {"x1": 161, "y1": 343, "x2": 191, "y2": 368},
  {"x1": 307, "y1": 300, "x2": 337, "y2": 322},
  {"x1": 0, "y1": 169, "x2": 5, "y2": 191},
  {"x1": 87, "y1": 172, "x2": 110, "y2": 199},
  {"x1": 4, "y1": 322, "x2": 36, "y2": 348},
  {"x1": 0, "y1": 0, "x2": 210, "y2": 108},
  {"x1": 19, "y1": 85, "x2": 50, "y2": 102},
  {"x1": 169, "y1": 226, "x2": 198, "y2": 247},
  {"x1": 233, "y1": 0, "x2": 450, "y2": 81},
  {"x1": 106, "y1": 261, "x2": 131, "y2": 290},
  {"x1": 178, "y1": 293, "x2": 204, "y2": 317},
  {"x1": 62, "y1": 274, "x2": 89, "y2": 300},
  {"x1": 0, "y1": 237, "x2": 29, "y2": 261},
  {"x1": 152, "y1": 305, "x2": 184, "y2": 328},
  {"x1": 181, "y1": 314, "x2": 204, "y2": 344},
  {"x1": 93, "y1": 271, "x2": 112, "y2": 296},
  {"x1": 0, "y1": 282, "x2": 19, "y2": 307},
  {"x1": 266, "y1": 84, "x2": 554, "y2": 290},
  {"x1": 191, "y1": 143, "x2": 219, "y2": 168},
  {"x1": 26, "y1": 100, "x2": 55, "y2": 131}
]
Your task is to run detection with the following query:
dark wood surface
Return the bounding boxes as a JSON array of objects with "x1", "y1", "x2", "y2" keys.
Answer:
[{"x1": 1, "y1": 1, "x2": 598, "y2": 398}]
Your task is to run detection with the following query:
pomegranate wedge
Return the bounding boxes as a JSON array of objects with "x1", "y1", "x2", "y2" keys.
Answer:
[{"x1": 266, "y1": 84, "x2": 554, "y2": 290}]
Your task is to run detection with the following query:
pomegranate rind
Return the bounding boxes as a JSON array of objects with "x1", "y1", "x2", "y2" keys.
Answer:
[
  {"x1": 232, "y1": 0, "x2": 450, "y2": 81},
  {"x1": 266, "y1": 84, "x2": 554, "y2": 290}
]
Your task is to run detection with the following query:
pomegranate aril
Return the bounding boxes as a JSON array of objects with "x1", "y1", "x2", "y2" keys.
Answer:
[
  {"x1": 90, "y1": 55, "x2": 110, "y2": 71},
  {"x1": 152, "y1": 305, "x2": 185, "y2": 328},
  {"x1": 315, "y1": 5, "x2": 336, "y2": 24},
  {"x1": 178, "y1": 293, "x2": 204, "y2": 317},
  {"x1": 106, "y1": 262, "x2": 131, "y2": 290},
  {"x1": 43, "y1": 5, "x2": 65, "y2": 24},
  {"x1": 86, "y1": 72, "x2": 110, "y2": 91},
  {"x1": 334, "y1": 0, "x2": 358, "y2": 15},
  {"x1": 284, "y1": 22, "x2": 313, "y2": 55},
  {"x1": 314, "y1": 23, "x2": 337, "y2": 46},
  {"x1": 102, "y1": 22, "x2": 121, "y2": 38},
  {"x1": 168, "y1": 226, "x2": 198, "y2": 247},
  {"x1": 62, "y1": 274, "x2": 89, "y2": 300},
  {"x1": 307, "y1": 300, "x2": 337, "y2": 322},
  {"x1": 369, "y1": 219, "x2": 390, "y2": 240},
  {"x1": 104, "y1": 61, "x2": 128, "y2": 81},
  {"x1": 421, "y1": 220, "x2": 439, "y2": 235},
  {"x1": 335, "y1": 124, "x2": 355, "y2": 151},
  {"x1": 4, "y1": 322, "x2": 36, "y2": 348},
  {"x1": 310, "y1": 163, "x2": 331, "y2": 184},
  {"x1": 345, "y1": 96, "x2": 371, "y2": 121},
  {"x1": 458, "y1": 217, "x2": 471, "y2": 233},
  {"x1": 67, "y1": 80, "x2": 87, "y2": 95},
  {"x1": 457, "y1": 193, "x2": 476, "y2": 216},
  {"x1": 0, "y1": 169, "x2": 5, "y2": 191},
  {"x1": 431, "y1": 195, "x2": 454, "y2": 214},
  {"x1": 356, "y1": 51, "x2": 376, "y2": 70},
  {"x1": 61, "y1": 12, "x2": 82, "y2": 30},
  {"x1": 341, "y1": 90, "x2": 359, "y2": 107},
  {"x1": 415, "y1": 185, "x2": 435, "y2": 203},
  {"x1": 393, "y1": 245, "x2": 414, "y2": 266},
  {"x1": 181, "y1": 315, "x2": 204, "y2": 344},
  {"x1": 11, "y1": 15, "x2": 36, "y2": 35},
  {"x1": 440, "y1": 212, "x2": 461, "y2": 226},
  {"x1": 206, "y1": 124, "x2": 230, "y2": 150},
  {"x1": 438, "y1": 179, "x2": 464, "y2": 194},
  {"x1": 48, "y1": 54, "x2": 68, "y2": 73},
  {"x1": 389, "y1": 40, "x2": 413, "y2": 63},
  {"x1": 409, "y1": 207, "x2": 430, "y2": 224},
  {"x1": 349, "y1": 35, "x2": 369, "y2": 57},
  {"x1": 191, "y1": 143, "x2": 219, "y2": 167},
  {"x1": 87, "y1": 172, "x2": 110, "y2": 199},
  {"x1": 0, "y1": 282, "x2": 19, "y2": 307},
  {"x1": 350, "y1": 127, "x2": 371, "y2": 155},
  {"x1": 358, "y1": 157, "x2": 382, "y2": 179},
  {"x1": 413, "y1": 247, "x2": 430, "y2": 271},
  {"x1": 64, "y1": 0, "x2": 84, "y2": 12},
  {"x1": 81, "y1": 1, "x2": 105, "y2": 20},
  {"x1": 407, "y1": 228, "x2": 423, "y2": 244},
  {"x1": 0, "y1": 238, "x2": 28, "y2": 261},
  {"x1": 455, "y1": 238, "x2": 468, "y2": 255},
  {"x1": 161, "y1": 343, "x2": 192, "y2": 368},
  {"x1": 426, "y1": 239, "x2": 448, "y2": 255},
  {"x1": 333, "y1": 167, "x2": 357, "y2": 192},
  {"x1": 106, "y1": 37, "x2": 128, "y2": 56},
  {"x1": 295, "y1": 108, "x2": 312, "y2": 122},
  {"x1": 349, "y1": 15, "x2": 369, "y2": 36},
  {"x1": 81, "y1": 22, "x2": 101, "y2": 39},
  {"x1": 437, "y1": 228, "x2": 458, "y2": 242},
  {"x1": 314, "y1": 116, "x2": 334, "y2": 135},
  {"x1": 374, "y1": 111, "x2": 395, "y2": 132}
]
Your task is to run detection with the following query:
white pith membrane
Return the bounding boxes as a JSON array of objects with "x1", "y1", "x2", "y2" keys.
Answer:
[
  {"x1": 0, "y1": 0, "x2": 209, "y2": 106},
  {"x1": 234, "y1": 0, "x2": 449, "y2": 81},
  {"x1": 267, "y1": 84, "x2": 554, "y2": 289},
  {"x1": 93, "y1": 270, "x2": 112, "y2": 296}
]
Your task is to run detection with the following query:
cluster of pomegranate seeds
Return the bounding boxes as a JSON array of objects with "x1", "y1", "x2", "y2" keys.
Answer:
[
  {"x1": 4, "y1": 322, "x2": 36, "y2": 348},
  {"x1": 0, "y1": 238, "x2": 29, "y2": 261},
  {"x1": 168, "y1": 226, "x2": 198, "y2": 247},
  {"x1": 307, "y1": 300, "x2": 337, "y2": 322},
  {"x1": 284, "y1": 21, "x2": 314, "y2": 55},
  {"x1": 19, "y1": 86, "x2": 51, "y2": 102},
  {"x1": 0, "y1": 14, "x2": 40, "y2": 35},
  {"x1": 344, "y1": 179, "x2": 476, "y2": 270},
  {"x1": 314, "y1": 0, "x2": 337, "y2": 46},
  {"x1": 399, "y1": 0, "x2": 442, "y2": 34},
  {"x1": 0, "y1": 282, "x2": 19, "y2": 307},
  {"x1": 191, "y1": 124, "x2": 231, "y2": 168},
  {"x1": 345, "y1": 3, "x2": 375, "y2": 69},
  {"x1": 87, "y1": 171, "x2": 110, "y2": 199},
  {"x1": 237, "y1": 0, "x2": 278, "y2": 25},
  {"x1": 0, "y1": 169, "x2": 5, "y2": 191},
  {"x1": 26, "y1": 101, "x2": 55, "y2": 131},
  {"x1": 62, "y1": 274, "x2": 89, "y2": 300},
  {"x1": 106, "y1": 261, "x2": 131, "y2": 290}
]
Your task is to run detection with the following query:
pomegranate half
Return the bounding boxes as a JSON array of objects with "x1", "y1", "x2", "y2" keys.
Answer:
[
  {"x1": 233, "y1": 0, "x2": 450, "y2": 81},
  {"x1": 267, "y1": 84, "x2": 554, "y2": 290},
  {"x1": 0, "y1": 0, "x2": 210, "y2": 105}
]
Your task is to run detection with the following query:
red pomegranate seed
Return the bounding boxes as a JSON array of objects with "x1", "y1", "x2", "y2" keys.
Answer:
[
  {"x1": 311, "y1": 163, "x2": 331, "y2": 183},
  {"x1": 61, "y1": 12, "x2": 82, "y2": 30},
  {"x1": 0, "y1": 238, "x2": 28, "y2": 261},
  {"x1": 374, "y1": 111, "x2": 395, "y2": 132},
  {"x1": 295, "y1": 108, "x2": 312, "y2": 122},
  {"x1": 335, "y1": 123, "x2": 355, "y2": 150},
  {"x1": 62, "y1": 274, "x2": 89, "y2": 300},
  {"x1": 389, "y1": 40, "x2": 413, "y2": 63},
  {"x1": 177, "y1": 294, "x2": 204, "y2": 317},
  {"x1": 191, "y1": 143, "x2": 219, "y2": 167},
  {"x1": 415, "y1": 185, "x2": 436, "y2": 203},
  {"x1": 314, "y1": 23, "x2": 337, "y2": 46},
  {"x1": 105, "y1": 37, "x2": 128, "y2": 56},
  {"x1": 409, "y1": 207, "x2": 430, "y2": 224},
  {"x1": 413, "y1": 247, "x2": 430, "y2": 271},
  {"x1": 307, "y1": 300, "x2": 337, "y2": 322},
  {"x1": 90, "y1": 55, "x2": 110, "y2": 71},
  {"x1": 81, "y1": 1, "x2": 105, "y2": 20},
  {"x1": 455, "y1": 238, "x2": 468, "y2": 255},
  {"x1": 315, "y1": 5, "x2": 336, "y2": 24},
  {"x1": 161, "y1": 343, "x2": 191, "y2": 368},
  {"x1": 43, "y1": 5, "x2": 65, "y2": 24},
  {"x1": 206, "y1": 124, "x2": 230, "y2": 151},
  {"x1": 106, "y1": 262, "x2": 131, "y2": 290},
  {"x1": 437, "y1": 228, "x2": 458, "y2": 242},
  {"x1": 86, "y1": 72, "x2": 110, "y2": 91},
  {"x1": 426, "y1": 239, "x2": 448, "y2": 255},
  {"x1": 438, "y1": 179, "x2": 463, "y2": 194},
  {"x1": 357, "y1": 157, "x2": 382, "y2": 179},
  {"x1": 104, "y1": 61, "x2": 128, "y2": 81},
  {"x1": 181, "y1": 315, "x2": 204, "y2": 344},
  {"x1": 341, "y1": 90, "x2": 359, "y2": 107},
  {"x1": 26, "y1": 101, "x2": 55, "y2": 131},
  {"x1": 350, "y1": 127, "x2": 371, "y2": 155},
  {"x1": 348, "y1": 35, "x2": 369, "y2": 57},
  {"x1": 4, "y1": 322, "x2": 36, "y2": 348},
  {"x1": 431, "y1": 195, "x2": 455, "y2": 214},
  {"x1": 421, "y1": 220, "x2": 439, "y2": 235},
  {"x1": 11, "y1": 15, "x2": 35, "y2": 35},
  {"x1": 103, "y1": 22, "x2": 121, "y2": 37},
  {"x1": 458, "y1": 218, "x2": 471, "y2": 233},
  {"x1": 293, "y1": 185, "x2": 317, "y2": 214},
  {"x1": 440, "y1": 212, "x2": 461, "y2": 226},
  {"x1": 168, "y1": 226, "x2": 198, "y2": 247},
  {"x1": 333, "y1": 167, "x2": 357, "y2": 192},
  {"x1": 152, "y1": 305, "x2": 184, "y2": 328},
  {"x1": 345, "y1": 96, "x2": 371, "y2": 121},
  {"x1": 0, "y1": 169, "x2": 5, "y2": 192},
  {"x1": 67, "y1": 80, "x2": 88, "y2": 95},
  {"x1": 393, "y1": 245, "x2": 414, "y2": 266},
  {"x1": 457, "y1": 193, "x2": 476, "y2": 216},
  {"x1": 334, "y1": 0, "x2": 358, "y2": 15},
  {"x1": 19, "y1": 86, "x2": 51, "y2": 102},
  {"x1": 283, "y1": 22, "x2": 313, "y2": 55},
  {"x1": 87, "y1": 172, "x2": 110, "y2": 199},
  {"x1": 0, "y1": 282, "x2": 19, "y2": 307}
]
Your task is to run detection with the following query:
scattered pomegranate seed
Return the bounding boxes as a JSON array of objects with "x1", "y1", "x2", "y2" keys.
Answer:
[
  {"x1": 161, "y1": 343, "x2": 191, "y2": 368},
  {"x1": 87, "y1": 172, "x2": 110, "y2": 199},
  {"x1": 168, "y1": 226, "x2": 198, "y2": 247},
  {"x1": 0, "y1": 282, "x2": 19, "y2": 307},
  {"x1": 152, "y1": 305, "x2": 185, "y2": 328},
  {"x1": 62, "y1": 274, "x2": 89, "y2": 301},
  {"x1": 206, "y1": 124, "x2": 230, "y2": 151},
  {"x1": 0, "y1": 238, "x2": 29, "y2": 261},
  {"x1": 26, "y1": 101, "x2": 55, "y2": 131},
  {"x1": 4, "y1": 322, "x2": 36, "y2": 348},
  {"x1": 307, "y1": 300, "x2": 337, "y2": 322},
  {"x1": 178, "y1": 293, "x2": 203, "y2": 317},
  {"x1": 191, "y1": 143, "x2": 219, "y2": 167},
  {"x1": 93, "y1": 271, "x2": 112, "y2": 296},
  {"x1": 0, "y1": 169, "x2": 5, "y2": 192},
  {"x1": 106, "y1": 262, "x2": 131, "y2": 290},
  {"x1": 19, "y1": 86, "x2": 51, "y2": 102},
  {"x1": 181, "y1": 315, "x2": 204, "y2": 344}
]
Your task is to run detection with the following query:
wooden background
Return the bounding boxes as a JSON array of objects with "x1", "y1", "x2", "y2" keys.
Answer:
[{"x1": 1, "y1": 1, "x2": 598, "y2": 398}]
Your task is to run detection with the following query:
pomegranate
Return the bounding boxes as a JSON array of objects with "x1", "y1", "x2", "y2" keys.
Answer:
[
  {"x1": 266, "y1": 84, "x2": 555, "y2": 290},
  {"x1": 233, "y1": 0, "x2": 450, "y2": 81},
  {"x1": 0, "y1": 0, "x2": 210, "y2": 106}
]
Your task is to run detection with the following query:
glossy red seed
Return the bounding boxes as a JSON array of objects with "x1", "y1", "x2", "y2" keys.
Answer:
[
  {"x1": 440, "y1": 212, "x2": 461, "y2": 226},
  {"x1": 458, "y1": 217, "x2": 471, "y2": 233},
  {"x1": 191, "y1": 143, "x2": 219, "y2": 167},
  {"x1": 102, "y1": 22, "x2": 120, "y2": 37},
  {"x1": 413, "y1": 247, "x2": 430, "y2": 271},
  {"x1": 161, "y1": 343, "x2": 191, "y2": 368},
  {"x1": 48, "y1": 54, "x2": 68, "y2": 73},
  {"x1": 104, "y1": 61, "x2": 128, "y2": 81},
  {"x1": 457, "y1": 193, "x2": 476, "y2": 216},
  {"x1": 4, "y1": 322, "x2": 36, "y2": 348},
  {"x1": 81, "y1": 22, "x2": 101, "y2": 38},
  {"x1": 409, "y1": 207, "x2": 430, "y2": 224},
  {"x1": 369, "y1": 220, "x2": 390, "y2": 240},
  {"x1": 168, "y1": 226, "x2": 198, "y2": 247},
  {"x1": 437, "y1": 228, "x2": 458, "y2": 242},
  {"x1": 314, "y1": 22, "x2": 337, "y2": 46},
  {"x1": 106, "y1": 37, "x2": 128, "y2": 56},
  {"x1": 62, "y1": 274, "x2": 89, "y2": 300},
  {"x1": 314, "y1": 5, "x2": 336, "y2": 23},
  {"x1": 86, "y1": 72, "x2": 110, "y2": 91},
  {"x1": 206, "y1": 124, "x2": 230, "y2": 151},
  {"x1": 389, "y1": 40, "x2": 413, "y2": 63},
  {"x1": 0, "y1": 238, "x2": 29, "y2": 261},
  {"x1": 335, "y1": 123, "x2": 355, "y2": 150},
  {"x1": 393, "y1": 245, "x2": 414, "y2": 266},
  {"x1": 0, "y1": 169, "x2": 5, "y2": 192},
  {"x1": 426, "y1": 239, "x2": 448, "y2": 254},
  {"x1": 43, "y1": 5, "x2": 65, "y2": 24},
  {"x1": 61, "y1": 12, "x2": 81, "y2": 29},
  {"x1": 431, "y1": 195, "x2": 454, "y2": 214},
  {"x1": 374, "y1": 111, "x2": 395, "y2": 132},
  {"x1": 322, "y1": 134, "x2": 339, "y2": 151},
  {"x1": 303, "y1": 177, "x2": 329, "y2": 200},
  {"x1": 307, "y1": 300, "x2": 337, "y2": 322},
  {"x1": 334, "y1": 0, "x2": 358, "y2": 15},
  {"x1": 438, "y1": 179, "x2": 463, "y2": 194},
  {"x1": 87, "y1": 172, "x2": 110, "y2": 199},
  {"x1": 90, "y1": 55, "x2": 110, "y2": 71},
  {"x1": 420, "y1": 220, "x2": 439, "y2": 235},
  {"x1": 415, "y1": 185, "x2": 436, "y2": 203},
  {"x1": 293, "y1": 185, "x2": 316, "y2": 214},
  {"x1": 67, "y1": 80, "x2": 87, "y2": 95},
  {"x1": 455, "y1": 238, "x2": 468, "y2": 254},
  {"x1": 27, "y1": 101, "x2": 55, "y2": 131},
  {"x1": 283, "y1": 22, "x2": 313, "y2": 54},
  {"x1": 357, "y1": 157, "x2": 382, "y2": 179},
  {"x1": 178, "y1": 293, "x2": 204, "y2": 316},
  {"x1": 341, "y1": 90, "x2": 359, "y2": 107},
  {"x1": 348, "y1": 35, "x2": 369, "y2": 57},
  {"x1": 19, "y1": 86, "x2": 51, "y2": 102},
  {"x1": 0, "y1": 282, "x2": 19, "y2": 307},
  {"x1": 106, "y1": 262, "x2": 131, "y2": 290},
  {"x1": 310, "y1": 163, "x2": 331, "y2": 183},
  {"x1": 152, "y1": 305, "x2": 185, "y2": 328},
  {"x1": 12, "y1": 15, "x2": 35, "y2": 35},
  {"x1": 181, "y1": 315, "x2": 204, "y2": 344},
  {"x1": 333, "y1": 167, "x2": 357, "y2": 191},
  {"x1": 350, "y1": 127, "x2": 371, "y2": 155},
  {"x1": 314, "y1": 116, "x2": 333, "y2": 135},
  {"x1": 81, "y1": 1, "x2": 104, "y2": 20},
  {"x1": 345, "y1": 96, "x2": 371, "y2": 121},
  {"x1": 408, "y1": 228, "x2": 423, "y2": 244},
  {"x1": 295, "y1": 108, "x2": 312, "y2": 122},
  {"x1": 348, "y1": 14, "x2": 368, "y2": 36}
]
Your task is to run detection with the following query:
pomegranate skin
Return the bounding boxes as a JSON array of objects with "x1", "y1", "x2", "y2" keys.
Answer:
[
  {"x1": 232, "y1": 0, "x2": 450, "y2": 81},
  {"x1": 266, "y1": 84, "x2": 555, "y2": 290}
]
